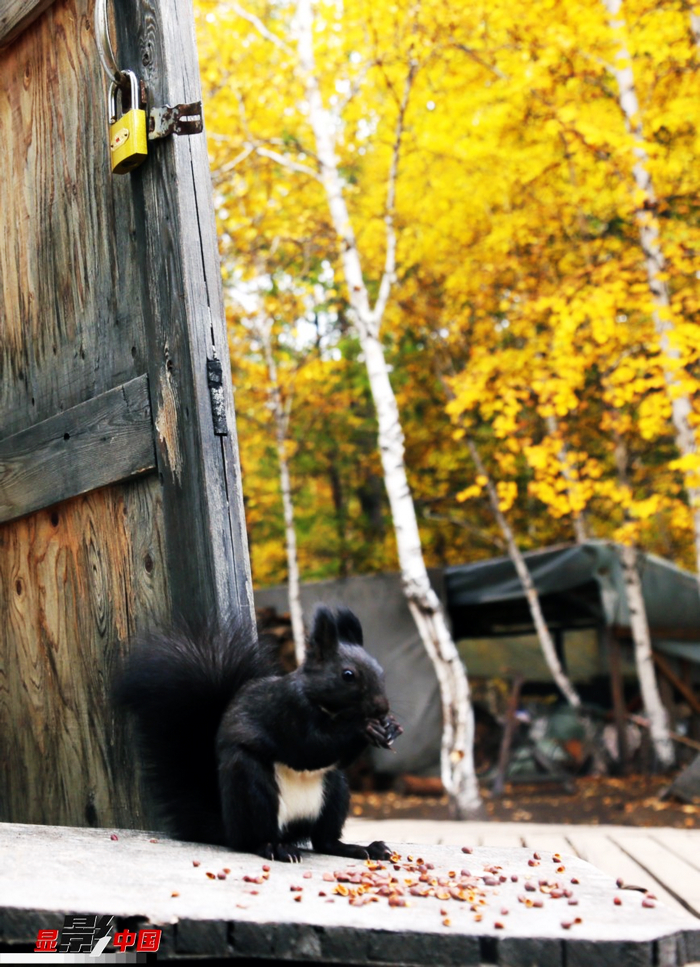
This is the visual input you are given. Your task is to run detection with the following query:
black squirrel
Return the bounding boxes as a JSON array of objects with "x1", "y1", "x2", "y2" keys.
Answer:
[{"x1": 114, "y1": 606, "x2": 402, "y2": 862}]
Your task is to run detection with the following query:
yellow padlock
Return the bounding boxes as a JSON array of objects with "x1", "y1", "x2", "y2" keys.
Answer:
[{"x1": 108, "y1": 70, "x2": 148, "y2": 174}]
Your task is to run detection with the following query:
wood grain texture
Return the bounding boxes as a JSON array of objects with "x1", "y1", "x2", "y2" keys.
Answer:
[
  {"x1": 614, "y1": 834, "x2": 700, "y2": 916},
  {"x1": 0, "y1": 375, "x2": 156, "y2": 524},
  {"x1": 0, "y1": 477, "x2": 169, "y2": 827},
  {"x1": 0, "y1": 0, "x2": 254, "y2": 831},
  {"x1": 345, "y1": 819, "x2": 700, "y2": 919},
  {"x1": 0, "y1": 0, "x2": 148, "y2": 439},
  {"x1": 113, "y1": 0, "x2": 255, "y2": 628},
  {"x1": 1, "y1": 829, "x2": 698, "y2": 965},
  {"x1": 0, "y1": 0, "x2": 57, "y2": 47},
  {"x1": 0, "y1": 0, "x2": 158, "y2": 828}
]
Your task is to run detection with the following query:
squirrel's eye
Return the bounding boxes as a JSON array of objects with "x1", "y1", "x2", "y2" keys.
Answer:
[{"x1": 342, "y1": 668, "x2": 355, "y2": 681}]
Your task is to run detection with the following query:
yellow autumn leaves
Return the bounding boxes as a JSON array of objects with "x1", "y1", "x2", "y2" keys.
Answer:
[{"x1": 196, "y1": 0, "x2": 700, "y2": 583}]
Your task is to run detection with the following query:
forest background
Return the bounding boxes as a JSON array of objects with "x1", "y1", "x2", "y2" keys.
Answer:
[{"x1": 193, "y1": 0, "x2": 700, "y2": 595}]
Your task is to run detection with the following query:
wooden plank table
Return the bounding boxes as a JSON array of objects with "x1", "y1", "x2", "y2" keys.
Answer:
[
  {"x1": 348, "y1": 820, "x2": 700, "y2": 920},
  {"x1": 0, "y1": 822, "x2": 699, "y2": 965}
]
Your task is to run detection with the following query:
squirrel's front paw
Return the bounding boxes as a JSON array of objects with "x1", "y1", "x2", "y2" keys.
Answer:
[
  {"x1": 260, "y1": 842, "x2": 303, "y2": 863},
  {"x1": 366, "y1": 840, "x2": 392, "y2": 860},
  {"x1": 366, "y1": 714, "x2": 403, "y2": 749}
]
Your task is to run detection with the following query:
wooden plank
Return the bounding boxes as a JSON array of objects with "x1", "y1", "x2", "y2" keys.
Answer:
[
  {"x1": 1, "y1": 827, "x2": 698, "y2": 965},
  {"x1": 0, "y1": 375, "x2": 156, "y2": 523},
  {"x1": 611, "y1": 832, "x2": 700, "y2": 917},
  {"x1": 0, "y1": 0, "x2": 166, "y2": 815},
  {"x1": 110, "y1": 0, "x2": 255, "y2": 628},
  {"x1": 651, "y1": 828, "x2": 700, "y2": 872},
  {"x1": 0, "y1": 0, "x2": 150, "y2": 440},
  {"x1": 0, "y1": 0, "x2": 56, "y2": 47},
  {"x1": 346, "y1": 821, "x2": 700, "y2": 919},
  {"x1": 346, "y1": 818, "x2": 527, "y2": 849},
  {"x1": 0, "y1": 476, "x2": 169, "y2": 828},
  {"x1": 0, "y1": 0, "x2": 253, "y2": 833},
  {"x1": 564, "y1": 829, "x2": 686, "y2": 914},
  {"x1": 518, "y1": 830, "x2": 578, "y2": 858},
  {"x1": 474, "y1": 828, "x2": 525, "y2": 849}
]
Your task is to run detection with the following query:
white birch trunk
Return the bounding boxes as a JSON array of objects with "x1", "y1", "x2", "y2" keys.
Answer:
[
  {"x1": 257, "y1": 317, "x2": 306, "y2": 664},
  {"x1": 613, "y1": 436, "x2": 675, "y2": 767},
  {"x1": 691, "y1": 6, "x2": 700, "y2": 47},
  {"x1": 618, "y1": 542, "x2": 675, "y2": 767},
  {"x1": 295, "y1": 0, "x2": 480, "y2": 814},
  {"x1": 467, "y1": 438, "x2": 582, "y2": 708},
  {"x1": 603, "y1": 0, "x2": 700, "y2": 592}
]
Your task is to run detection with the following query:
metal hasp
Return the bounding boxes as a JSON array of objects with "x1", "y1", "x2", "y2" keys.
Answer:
[
  {"x1": 148, "y1": 102, "x2": 204, "y2": 140},
  {"x1": 206, "y1": 357, "x2": 228, "y2": 436}
]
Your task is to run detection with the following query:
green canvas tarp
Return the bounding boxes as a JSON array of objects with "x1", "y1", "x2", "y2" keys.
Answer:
[{"x1": 445, "y1": 540, "x2": 700, "y2": 664}]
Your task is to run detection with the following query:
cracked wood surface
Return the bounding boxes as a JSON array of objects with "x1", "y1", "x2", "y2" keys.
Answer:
[
  {"x1": 0, "y1": 823, "x2": 698, "y2": 965},
  {"x1": 0, "y1": 0, "x2": 253, "y2": 833}
]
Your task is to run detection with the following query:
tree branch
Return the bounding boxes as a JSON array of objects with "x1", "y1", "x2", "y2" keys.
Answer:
[
  {"x1": 213, "y1": 144, "x2": 255, "y2": 178},
  {"x1": 449, "y1": 42, "x2": 508, "y2": 80},
  {"x1": 230, "y1": 2, "x2": 295, "y2": 56},
  {"x1": 228, "y1": 87, "x2": 322, "y2": 182},
  {"x1": 332, "y1": 58, "x2": 374, "y2": 118},
  {"x1": 371, "y1": 61, "x2": 417, "y2": 329},
  {"x1": 252, "y1": 144, "x2": 322, "y2": 180},
  {"x1": 421, "y1": 508, "x2": 506, "y2": 551}
]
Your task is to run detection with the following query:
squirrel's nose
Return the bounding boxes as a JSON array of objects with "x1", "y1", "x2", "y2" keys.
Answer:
[{"x1": 373, "y1": 695, "x2": 390, "y2": 717}]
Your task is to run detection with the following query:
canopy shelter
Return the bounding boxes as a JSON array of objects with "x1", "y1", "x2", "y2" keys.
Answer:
[
  {"x1": 445, "y1": 540, "x2": 700, "y2": 775},
  {"x1": 445, "y1": 540, "x2": 700, "y2": 666},
  {"x1": 255, "y1": 542, "x2": 700, "y2": 777}
]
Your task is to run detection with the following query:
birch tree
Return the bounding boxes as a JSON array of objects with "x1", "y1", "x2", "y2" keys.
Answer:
[
  {"x1": 690, "y1": 4, "x2": 700, "y2": 47},
  {"x1": 613, "y1": 435, "x2": 675, "y2": 768},
  {"x1": 199, "y1": 0, "x2": 699, "y2": 585},
  {"x1": 603, "y1": 0, "x2": 700, "y2": 591},
  {"x1": 253, "y1": 311, "x2": 306, "y2": 664},
  {"x1": 465, "y1": 437, "x2": 582, "y2": 708},
  {"x1": 439, "y1": 347, "x2": 583, "y2": 706},
  {"x1": 293, "y1": 0, "x2": 480, "y2": 815},
  {"x1": 196, "y1": 0, "x2": 699, "y2": 789}
]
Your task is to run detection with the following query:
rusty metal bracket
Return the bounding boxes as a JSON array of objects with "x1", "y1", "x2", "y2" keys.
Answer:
[
  {"x1": 206, "y1": 356, "x2": 228, "y2": 436},
  {"x1": 148, "y1": 102, "x2": 204, "y2": 141}
]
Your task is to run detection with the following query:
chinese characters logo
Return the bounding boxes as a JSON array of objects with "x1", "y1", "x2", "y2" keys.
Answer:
[{"x1": 34, "y1": 915, "x2": 161, "y2": 955}]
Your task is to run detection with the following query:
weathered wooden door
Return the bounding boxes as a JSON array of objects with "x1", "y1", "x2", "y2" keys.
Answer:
[{"x1": 0, "y1": 0, "x2": 253, "y2": 828}]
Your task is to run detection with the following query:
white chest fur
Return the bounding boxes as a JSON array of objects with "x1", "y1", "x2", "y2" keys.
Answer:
[{"x1": 274, "y1": 762, "x2": 331, "y2": 830}]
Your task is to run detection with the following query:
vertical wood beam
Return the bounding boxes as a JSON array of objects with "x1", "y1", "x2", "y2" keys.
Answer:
[
  {"x1": 112, "y1": 0, "x2": 254, "y2": 631},
  {"x1": 607, "y1": 628, "x2": 629, "y2": 774},
  {"x1": 492, "y1": 674, "x2": 524, "y2": 798}
]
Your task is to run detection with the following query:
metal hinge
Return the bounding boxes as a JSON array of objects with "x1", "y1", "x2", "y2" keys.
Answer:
[
  {"x1": 148, "y1": 102, "x2": 204, "y2": 141},
  {"x1": 206, "y1": 356, "x2": 228, "y2": 436}
]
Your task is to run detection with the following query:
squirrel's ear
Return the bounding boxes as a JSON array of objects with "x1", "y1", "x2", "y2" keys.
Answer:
[
  {"x1": 335, "y1": 608, "x2": 364, "y2": 647},
  {"x1": 307, "y1": 606, "x2": 339, "y2": 661}
]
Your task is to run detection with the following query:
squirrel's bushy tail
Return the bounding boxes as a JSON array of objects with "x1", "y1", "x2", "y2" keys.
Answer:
[{"x1": 113, "y1": 618, "x2": 276, "y2": 843}]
